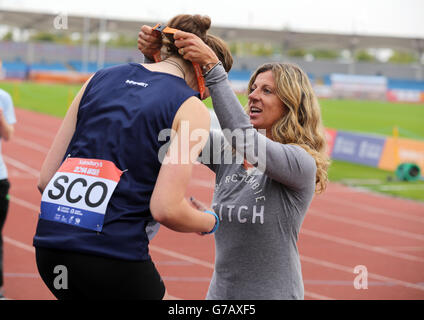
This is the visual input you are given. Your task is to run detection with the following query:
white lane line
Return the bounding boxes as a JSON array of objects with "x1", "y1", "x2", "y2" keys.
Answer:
[
  {"x1": 10, "y1": 196, "x2": 40, "y2": 212},
  {"x1": 162, "y1": 276, "x2": 211, "y2": 282},
  {"x1": 4, "y1": 236, "x2": 35, "y2": 253},
  {"x1": 156, "y1": 260, "x2": 193, "y2": 266},
  {"x1": 301, "y1": 228, "x2": 424, "y2": 263},
  {"x1": 5, "y1": 273, "x2": 40, "y2": 278},
  {"x1": 190, "y1": 179, "x2": 215, "y2": 189},
  {"x1": 3, "y1": 155, "x2": 40, "y2": 177},
  {"x1": 13, "y1": 137, "x2": 50, "y2": 153},
  {"x1": 149, "y1": 245, "x2": 215, "y2": 269},
  {"x1": 308, "y1": 208, "x2": 424, "y2": 241},
  {"x1": 378, "y1": 246, "x2": 424, "y2": 252},
  {"x1": 18, "y1": 124, "x2": 57, "y2": 139},
  {"x1": 300, "y1": 255, "x2": 424, "y2": 292},
  {"x1": 319, "y1": 196, "x2": 424, "y2": 224},
  {"x1": 304, "y1": 291, "x2": 335, "y2": 300}
]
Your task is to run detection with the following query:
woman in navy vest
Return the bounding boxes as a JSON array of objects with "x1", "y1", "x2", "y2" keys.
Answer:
[{"x1": 33, "y1": 14, "x2": 233, "y2": 300}]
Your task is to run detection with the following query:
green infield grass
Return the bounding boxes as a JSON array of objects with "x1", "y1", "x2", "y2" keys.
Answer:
[
  {"x1": 320, "y1": 99, "x2": 424, "y2": 140},
  {"x1": 328, "y1": 160, "x2": 424, "y2": 202},
  {"x1": 0, "y1": 81, "x2": 81, "y2": 118}
]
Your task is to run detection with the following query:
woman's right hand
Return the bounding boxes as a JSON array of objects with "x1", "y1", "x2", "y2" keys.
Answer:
[
  {"x1": 137, "y1": 25, "x2": 162, "y2": 60},
  {"x1": 173, "y1": 30, "x2": 219, "y2": 71}
]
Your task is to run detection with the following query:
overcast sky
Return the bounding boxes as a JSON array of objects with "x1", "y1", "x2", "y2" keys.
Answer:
[{"x1": 1, "y1": 0, "x2": 423, "y2": 38}]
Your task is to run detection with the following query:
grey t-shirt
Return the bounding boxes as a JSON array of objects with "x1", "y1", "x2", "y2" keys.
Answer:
[{"x1": 202, "y1": 64, "x2": 317, "y2": 300}]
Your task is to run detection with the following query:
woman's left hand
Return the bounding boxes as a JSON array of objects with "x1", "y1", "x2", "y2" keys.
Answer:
[
  {"x1": 189, "y1": 196, "x2": 215, "y2": 236},
  {"x1": 173, "y1": 30, "x2": 219, "y2": 71}
]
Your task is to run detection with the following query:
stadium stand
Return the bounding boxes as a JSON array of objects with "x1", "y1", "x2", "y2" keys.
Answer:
[
  {"x1": 0, "y1": 8, "x2": 423, "y2": 101},
  {"x1": 1, "y1": 41, "x2": 423, "y2": 101},
  {"x1": 388, "y1": 78, "x2": 424, "y2": 91},
  {"x1": 30, "y1": 62, "x2": 68, "y2": 71}
]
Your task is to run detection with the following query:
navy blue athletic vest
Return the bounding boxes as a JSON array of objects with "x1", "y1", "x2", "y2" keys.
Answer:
[{"x1": 33, "y1": 63, "x2": 199, "y2": 261}]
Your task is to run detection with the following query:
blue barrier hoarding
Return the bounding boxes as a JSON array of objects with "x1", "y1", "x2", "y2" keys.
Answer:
[{"x1": 331, "y1": 131, "x2": 386, "y2": 167}]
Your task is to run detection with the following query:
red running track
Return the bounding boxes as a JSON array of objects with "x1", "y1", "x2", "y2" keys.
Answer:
[{"x1": 2, "y1": 108, "x2": 424, "y2": 300}]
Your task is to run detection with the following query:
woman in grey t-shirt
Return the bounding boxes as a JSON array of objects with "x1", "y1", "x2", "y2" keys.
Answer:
[{"x1": 139, "y1": 27, "x2": 329, "y2": 299}]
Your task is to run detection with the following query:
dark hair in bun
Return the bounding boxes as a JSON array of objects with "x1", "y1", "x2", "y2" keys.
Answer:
[
  {"x1": 163, "y1": 14, "x2": 233, "y2": 72},
  {"x1": 163, "y1": 14, "x2": 210, "y2": 56},
  {"x1": 167, "y1": 14, "x2": 211, "y2": 41}
]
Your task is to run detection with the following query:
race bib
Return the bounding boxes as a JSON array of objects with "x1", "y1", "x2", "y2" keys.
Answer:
[{"x1": 40, "y1": 157, "x2": 123, "y2": 232}]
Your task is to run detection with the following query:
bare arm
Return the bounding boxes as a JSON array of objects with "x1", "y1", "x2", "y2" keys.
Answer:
[
  {"x1": 150, "y1": 96, "x2": 216, "y2": 233},
  {"x1": 0, "y1": 108, "x2": 14, "y2": 141},
  {"x1": 37, "y1": 77, "x2": 92, "y2": 193}
]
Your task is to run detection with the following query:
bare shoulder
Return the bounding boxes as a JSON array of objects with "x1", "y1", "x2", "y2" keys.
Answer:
[{"x1": 174, "y1": 96, "x2": 210, "y2": 130}]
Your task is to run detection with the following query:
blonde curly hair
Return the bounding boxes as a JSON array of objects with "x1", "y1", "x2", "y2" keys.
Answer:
[{"x1": 247, "y1": 63, "x2": 330, "y2": 193}]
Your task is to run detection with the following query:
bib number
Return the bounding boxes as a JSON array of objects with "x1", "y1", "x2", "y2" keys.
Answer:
[{"x1": 40, "y1": 157, "x2": 123, "y2": 232}]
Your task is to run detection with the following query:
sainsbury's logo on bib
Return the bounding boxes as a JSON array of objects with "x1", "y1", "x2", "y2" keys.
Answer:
[{"x1": 39, "y1": 157, "x2": 123, "y2": 232}]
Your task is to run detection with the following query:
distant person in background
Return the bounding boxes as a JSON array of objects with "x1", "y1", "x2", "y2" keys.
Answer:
[
  {"x1": 0, "y1": 88, "x2": 16, "y2": 300},
  {"x1": 139, "y1": 27, "x2": 330, "y2": 299}
]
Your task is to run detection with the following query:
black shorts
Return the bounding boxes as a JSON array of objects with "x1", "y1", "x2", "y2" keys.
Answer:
[
  {"x1": 35, "y1": 247, "x2": 165, "y2": 300},
  {"x1": 0, "y1": 178, "x2": 10, "y2": 288},
  {"x1": 0, "y1": 178, "x2": 10, "y2": 232}
]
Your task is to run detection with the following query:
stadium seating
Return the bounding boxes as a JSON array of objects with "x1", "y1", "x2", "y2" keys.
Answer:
[
  {"x1": 2, "y1": 59, "x2": 28, "y2": 78},
  {"x1": 68, "y1": 61, "x2": 120, "y2": 73},
  {"x1": 1, "y1": 41, "x2": 423, "y2": 102},
  {"x1": 387, "y1": 78, "x2": 424, "y2": 91},
  {"x1": 30, "y1": 62, "x2": 68, "y2": 72}
]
